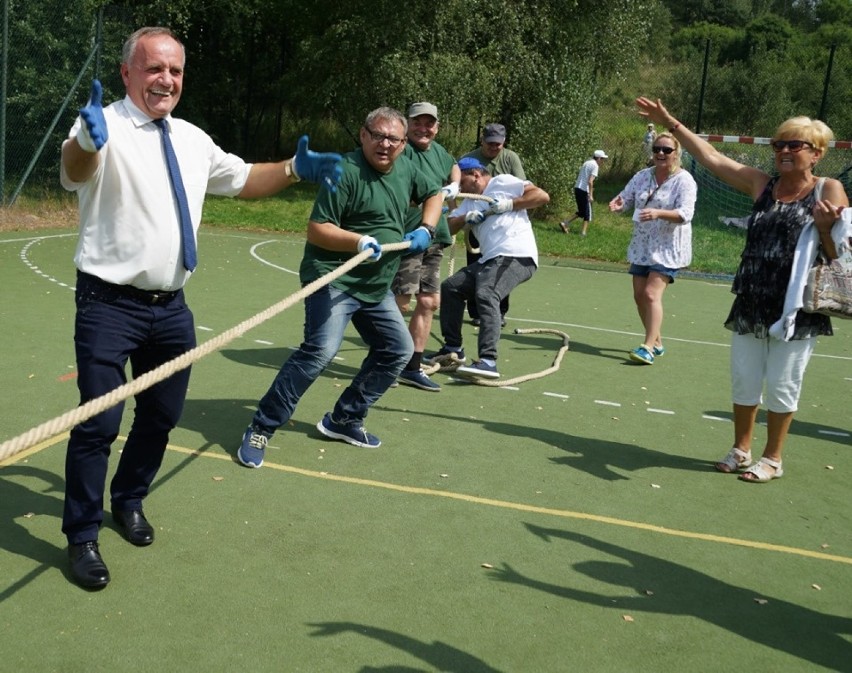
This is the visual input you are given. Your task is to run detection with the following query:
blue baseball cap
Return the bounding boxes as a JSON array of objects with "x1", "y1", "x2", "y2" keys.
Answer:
[{"x1": 458, "y1": 157, "x2": 486, "y2": 172}]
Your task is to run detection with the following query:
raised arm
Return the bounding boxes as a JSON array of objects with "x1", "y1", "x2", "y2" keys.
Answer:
[{"x1": 636, "y1": 97, "x2": 769, "y2": 200}]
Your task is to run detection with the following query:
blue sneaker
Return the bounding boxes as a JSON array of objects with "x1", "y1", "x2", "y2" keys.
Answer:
[
  {"x1": 317, "y1": 413, "x2": 381, "y2": 448},
  {"x1": 423, "y1": 346, "x2": 466, "y2": 366},
  {"x1": 652, "y1": 345, "x2": 666, "y2": 357},
  {"x1": 397, "y1": 369, "x2": 441, "y2": 392},
  {"x1": 456, "y1": 360, "x2": 500, "y2": 379},
  {"x1": 629, "y1": 345, "x2": 654, "y2": 365},
  {"x1": 237, "y1": 426, "x2": 271, "y2": 468}
]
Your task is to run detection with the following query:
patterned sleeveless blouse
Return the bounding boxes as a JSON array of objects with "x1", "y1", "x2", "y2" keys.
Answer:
[{"x1": 724, "y1": 176, "x2": 832, "y2": 339}]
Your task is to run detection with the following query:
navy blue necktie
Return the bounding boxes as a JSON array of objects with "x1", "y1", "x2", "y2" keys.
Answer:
[{"x1": 153, "y1": 118, "x2": 197, "y2": 271}]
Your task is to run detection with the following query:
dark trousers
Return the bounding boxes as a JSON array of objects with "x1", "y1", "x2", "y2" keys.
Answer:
[
  {"x1": 63, "y1": 272, "x2": 196, "y2": 544},
  {"x1": 465, "y1": 236, "x2": 510, "y2": 319}
]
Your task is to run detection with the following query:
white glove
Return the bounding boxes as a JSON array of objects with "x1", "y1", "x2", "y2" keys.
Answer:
[
  {"x1": 488, "y1": 198, "x2": 514, "y2": 215},
  {"x1": 465, "y1": 210, "x2": 486, "y2": 226},
  {"x1": 440, "y1": 181, "x2": 460, "y2": 201},
  {"x1": 357, "y1": 235, "x2": 382, "y2": 262}
]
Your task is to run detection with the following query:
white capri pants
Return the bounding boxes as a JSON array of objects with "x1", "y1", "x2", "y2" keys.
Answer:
[{"x1": 730, "y1": 333, "x2": 816, "y2": 413}]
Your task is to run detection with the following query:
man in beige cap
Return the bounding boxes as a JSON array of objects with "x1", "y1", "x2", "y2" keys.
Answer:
[{"x1": 392, "y1": 102, "x2": 460, "y2": 392}]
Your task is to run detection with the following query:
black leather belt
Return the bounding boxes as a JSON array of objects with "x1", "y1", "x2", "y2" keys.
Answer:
[{"x1": 77, "y1": 271, "x2": 181, "y2": 305}]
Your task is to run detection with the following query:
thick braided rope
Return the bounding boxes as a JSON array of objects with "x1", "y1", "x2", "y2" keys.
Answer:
[
  {"x1": 0, "y1": 241, "x2": 411, "y2": 463},
  {"x1": 423, "y1": 328, "x2": 569, "y2": 386}
]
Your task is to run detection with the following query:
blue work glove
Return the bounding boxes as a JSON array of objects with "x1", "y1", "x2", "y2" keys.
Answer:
[
  {"x1": 292, "y1": 135, "x2": 343, "y2": 192},
  {"x1": 464, "y1": 210, "x2": 487, "y2": 226},
  {"x1": 357, "y1": 235, "x2": 382, "y2": 262},
  {"x1": 440, "y1": 181, "x2": 460, "y2": 201},
  {"x1": 76, "y1": 79, "x2": 108, "y2": 152},
  {"x1": 487, "y1": 198, "x2": 514, "y2": 215},
  {"x1": 403, "y1": 226, "x2": 432, "y2": 253}
]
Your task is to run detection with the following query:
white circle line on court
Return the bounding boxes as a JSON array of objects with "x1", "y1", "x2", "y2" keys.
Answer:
[
  {"x1": 249, "y1": 240, "x2": 299, "y2": 275},
  {"x1": 14, "y1": 233, "x2": 852, "y2": 363}
]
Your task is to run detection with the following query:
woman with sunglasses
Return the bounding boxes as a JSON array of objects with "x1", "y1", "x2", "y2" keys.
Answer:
[
  {"x1": 609, "y1": 132, "x2": 697, "y2": 366},
  {"x1": 637, "y1": 97, "x2": 849, "y2": 483}
]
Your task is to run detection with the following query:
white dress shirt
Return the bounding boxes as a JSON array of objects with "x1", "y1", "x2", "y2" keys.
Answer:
[{"x1": 61, "y1": 96, "x2": 251, "y2": 290}]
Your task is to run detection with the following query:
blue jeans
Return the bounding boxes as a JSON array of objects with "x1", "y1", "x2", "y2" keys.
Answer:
[
  {"x1": 441, "y1": 256, "x2": 536, "y2": 361},
  {"x1": 64, "y1": 272, "x2": 196, "y2": 544},
  {"x1": 253, "y1": 286, "x2": 413, "y2": 432}
]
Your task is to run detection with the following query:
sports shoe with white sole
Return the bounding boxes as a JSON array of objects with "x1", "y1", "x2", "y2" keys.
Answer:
[
  {"x1": 397, "y1": 369, "x2": 441, "y2": 392},
  {"x1": 317, "y1": 412, "x2": 381, "y2": 448}
]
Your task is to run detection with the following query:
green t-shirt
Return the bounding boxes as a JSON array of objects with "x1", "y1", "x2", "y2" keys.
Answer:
[
  {"x1": 302, "y1": 148, "x2": 440, "y2": 302},
  {"x1": 402, "y1": 141, "x2": 455, "y2": 245},
  {"x1": 462, "y1": 147, "x2": 526, "y2": 180}
]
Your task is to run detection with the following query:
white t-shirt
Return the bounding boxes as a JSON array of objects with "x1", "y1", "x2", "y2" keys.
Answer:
[
  {"x1": 574, "y1": 158, "x2": 599, "y2": 192},
  {"x1": 450, "y1": 174, "x2": 538, "y2": 267},
  {"x1": 61, "y1": 97, "x2": 251, "y2": 290}
]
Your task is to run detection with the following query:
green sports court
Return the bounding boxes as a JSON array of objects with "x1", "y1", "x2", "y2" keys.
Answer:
[{"x1": 1, "y1": 228, "x2": 850, "y2": 672}]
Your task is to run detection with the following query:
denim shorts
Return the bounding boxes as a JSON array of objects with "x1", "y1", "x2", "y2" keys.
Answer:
[{"x1": 629, "y1": 263, "x2": 679, "y2": 282}]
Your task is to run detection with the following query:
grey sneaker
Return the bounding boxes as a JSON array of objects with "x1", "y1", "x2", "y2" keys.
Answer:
[
  {"x1": 317, "y1": 413, "x2": 381, "y2": 448},
  {"x1": 237, "y1": 426, "x2": 271, "y2": 468},
  {"x1": 456, "y1": 360, "x2": 500, "y2": 379}
]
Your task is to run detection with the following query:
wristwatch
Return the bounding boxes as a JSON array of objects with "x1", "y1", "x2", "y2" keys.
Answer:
[{"x1": 421, "y1": 223, "x2": 437, "y2": 239}]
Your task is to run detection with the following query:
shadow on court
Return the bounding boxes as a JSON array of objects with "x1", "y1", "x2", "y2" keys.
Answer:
[{"x1": 488, "y1": 525, "x2": 852, "y2": 672}]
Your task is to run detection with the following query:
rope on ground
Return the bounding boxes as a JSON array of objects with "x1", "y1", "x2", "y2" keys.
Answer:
[
  {"x1": 422, "y1": 328, "x2": 570, "y2": 387},
  {"x1": 0, "y1": 241, "x2": 412, "y2": 464}
]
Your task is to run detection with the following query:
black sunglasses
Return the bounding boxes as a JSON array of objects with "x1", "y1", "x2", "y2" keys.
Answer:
[
  {"x1": 771, "y1": 139, "x2": 813, "y2": 153},
  {"x1": 651, "y1": 145, "x2": 675, "y2": 155}
]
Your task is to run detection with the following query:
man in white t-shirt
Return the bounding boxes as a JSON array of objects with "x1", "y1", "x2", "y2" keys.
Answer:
[
  {"x1": 424, "y1": 157, "x2": 549, "y2": 379},
  {"x1": 559, "y1": 149, "x2": 608, "y2": 237}
]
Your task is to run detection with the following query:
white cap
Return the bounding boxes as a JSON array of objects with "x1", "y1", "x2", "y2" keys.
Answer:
[{"x1": 593, "y1": 150, "x2": 608, "y2": 159}]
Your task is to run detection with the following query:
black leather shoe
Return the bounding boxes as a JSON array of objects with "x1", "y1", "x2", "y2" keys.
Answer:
[
  {"x1": 113, "y1": 508, "x2": 154, "y2": 546},
  {"x1": 68, "y1": 541, "x2": 110, "y2": 589}
]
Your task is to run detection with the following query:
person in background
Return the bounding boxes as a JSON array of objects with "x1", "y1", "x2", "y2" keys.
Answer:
[
  {"x1": 392, "y1": 102, "x2": 460, "y2": 392},
  {"x1": 237, "y1": 106, "x2": 443, "y2": 468},
  {"x1": 609, "y1": 132, "x2": 697, "y2": 365},
  {"x1": 460, "y1": 123, "x2": 527, "y2": 326},
  {"x1": 59, "y1": 26, "x2": 343, "y2": 589},
  {"x1": 638, "y1": 96, "x2": 848, "y2": 483},
  {"x1": 643, "y1": 122, "x2": 657, "y2": 164},
  {"x1": 425, "y1": 157, "x2": 549, "y2": 379},
  {"x1": 559, "y1": 150, "x2": 608, "y2": 237}
]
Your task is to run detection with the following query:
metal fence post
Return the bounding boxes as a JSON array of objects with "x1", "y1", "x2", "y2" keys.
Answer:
[
  {"x1": 696, "y1": 39, "x2": 710, "y2": 134},
  {"x1": 818, "y1": 43, "x2": 837, "y2": 123}
]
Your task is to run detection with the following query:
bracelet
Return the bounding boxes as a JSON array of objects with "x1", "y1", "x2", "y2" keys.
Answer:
[
  {"x1": 284, "y1": 158, "x2": 301, "y2": 182},
  {"x1": 669, "y1": 122, "x2": 681, "y2": 133}
]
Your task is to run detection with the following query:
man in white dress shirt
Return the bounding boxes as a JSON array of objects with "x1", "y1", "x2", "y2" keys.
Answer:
[{"x1": 59, "y1": 26, "x2": 342, "y2": 589}]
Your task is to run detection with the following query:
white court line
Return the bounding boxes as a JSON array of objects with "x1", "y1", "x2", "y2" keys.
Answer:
[
  {"x1": 819, "y1": 430, "x2": 851, "y2": 437},
  {"x1": 648, "y1": 408, "x2": 675, "y2": 415},
  {"x1": 543, "y1": 392, "x2": 570, "y2": 399},
  {"x1": 14, "y1": 233, "x2": 852, "y2": 362},
  {"x1": 254, "y1": 339, "x2": 274, "y2": 345},
  {"x1": 702, "y1": 414, "x2": 731, "y2": 422},
  {"x1": 249, "y1": 240, "x2": 299, "y2": 275},
  {"x1": 595, "y1": 400, "x2": 621, "y2": 407}
]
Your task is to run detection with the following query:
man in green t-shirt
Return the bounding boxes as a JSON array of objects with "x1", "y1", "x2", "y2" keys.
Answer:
[
  {"x1": 392, "y1": 102, "x2": 461, "y2": 392},
  {"x1": 461, "y1": 122, "x2": 527, "y2": 325},
  {"x1": 237, "y1": 107, "x2": 443, "y2": 467}
]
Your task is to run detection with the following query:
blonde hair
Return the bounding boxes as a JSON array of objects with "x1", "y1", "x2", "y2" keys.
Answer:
[
  {"x1": 654, "y1": 132, "x2": 682, "y2": 172},
  {"x1": 773, "y1": 116, "x2": 834, "y2": 155}
]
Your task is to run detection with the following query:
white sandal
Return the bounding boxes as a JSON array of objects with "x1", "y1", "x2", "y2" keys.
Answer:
[
  {"x1": 715, "y1": 447, "x2": 752, "y2": 473},
  {"x1": 739, "y1": 456, "x2": 784, "y2": 483}
]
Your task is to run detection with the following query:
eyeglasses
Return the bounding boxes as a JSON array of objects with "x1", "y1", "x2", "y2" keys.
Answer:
[
  {"x1": 771, "y1": 139, "x2": 813, "y2": 153},
  {"x1": 365, "y1": 128, "x2": 404, "y2": 147},
  {"x1": 651, "y1": 146, "x2": 675, "y2": 155}
]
